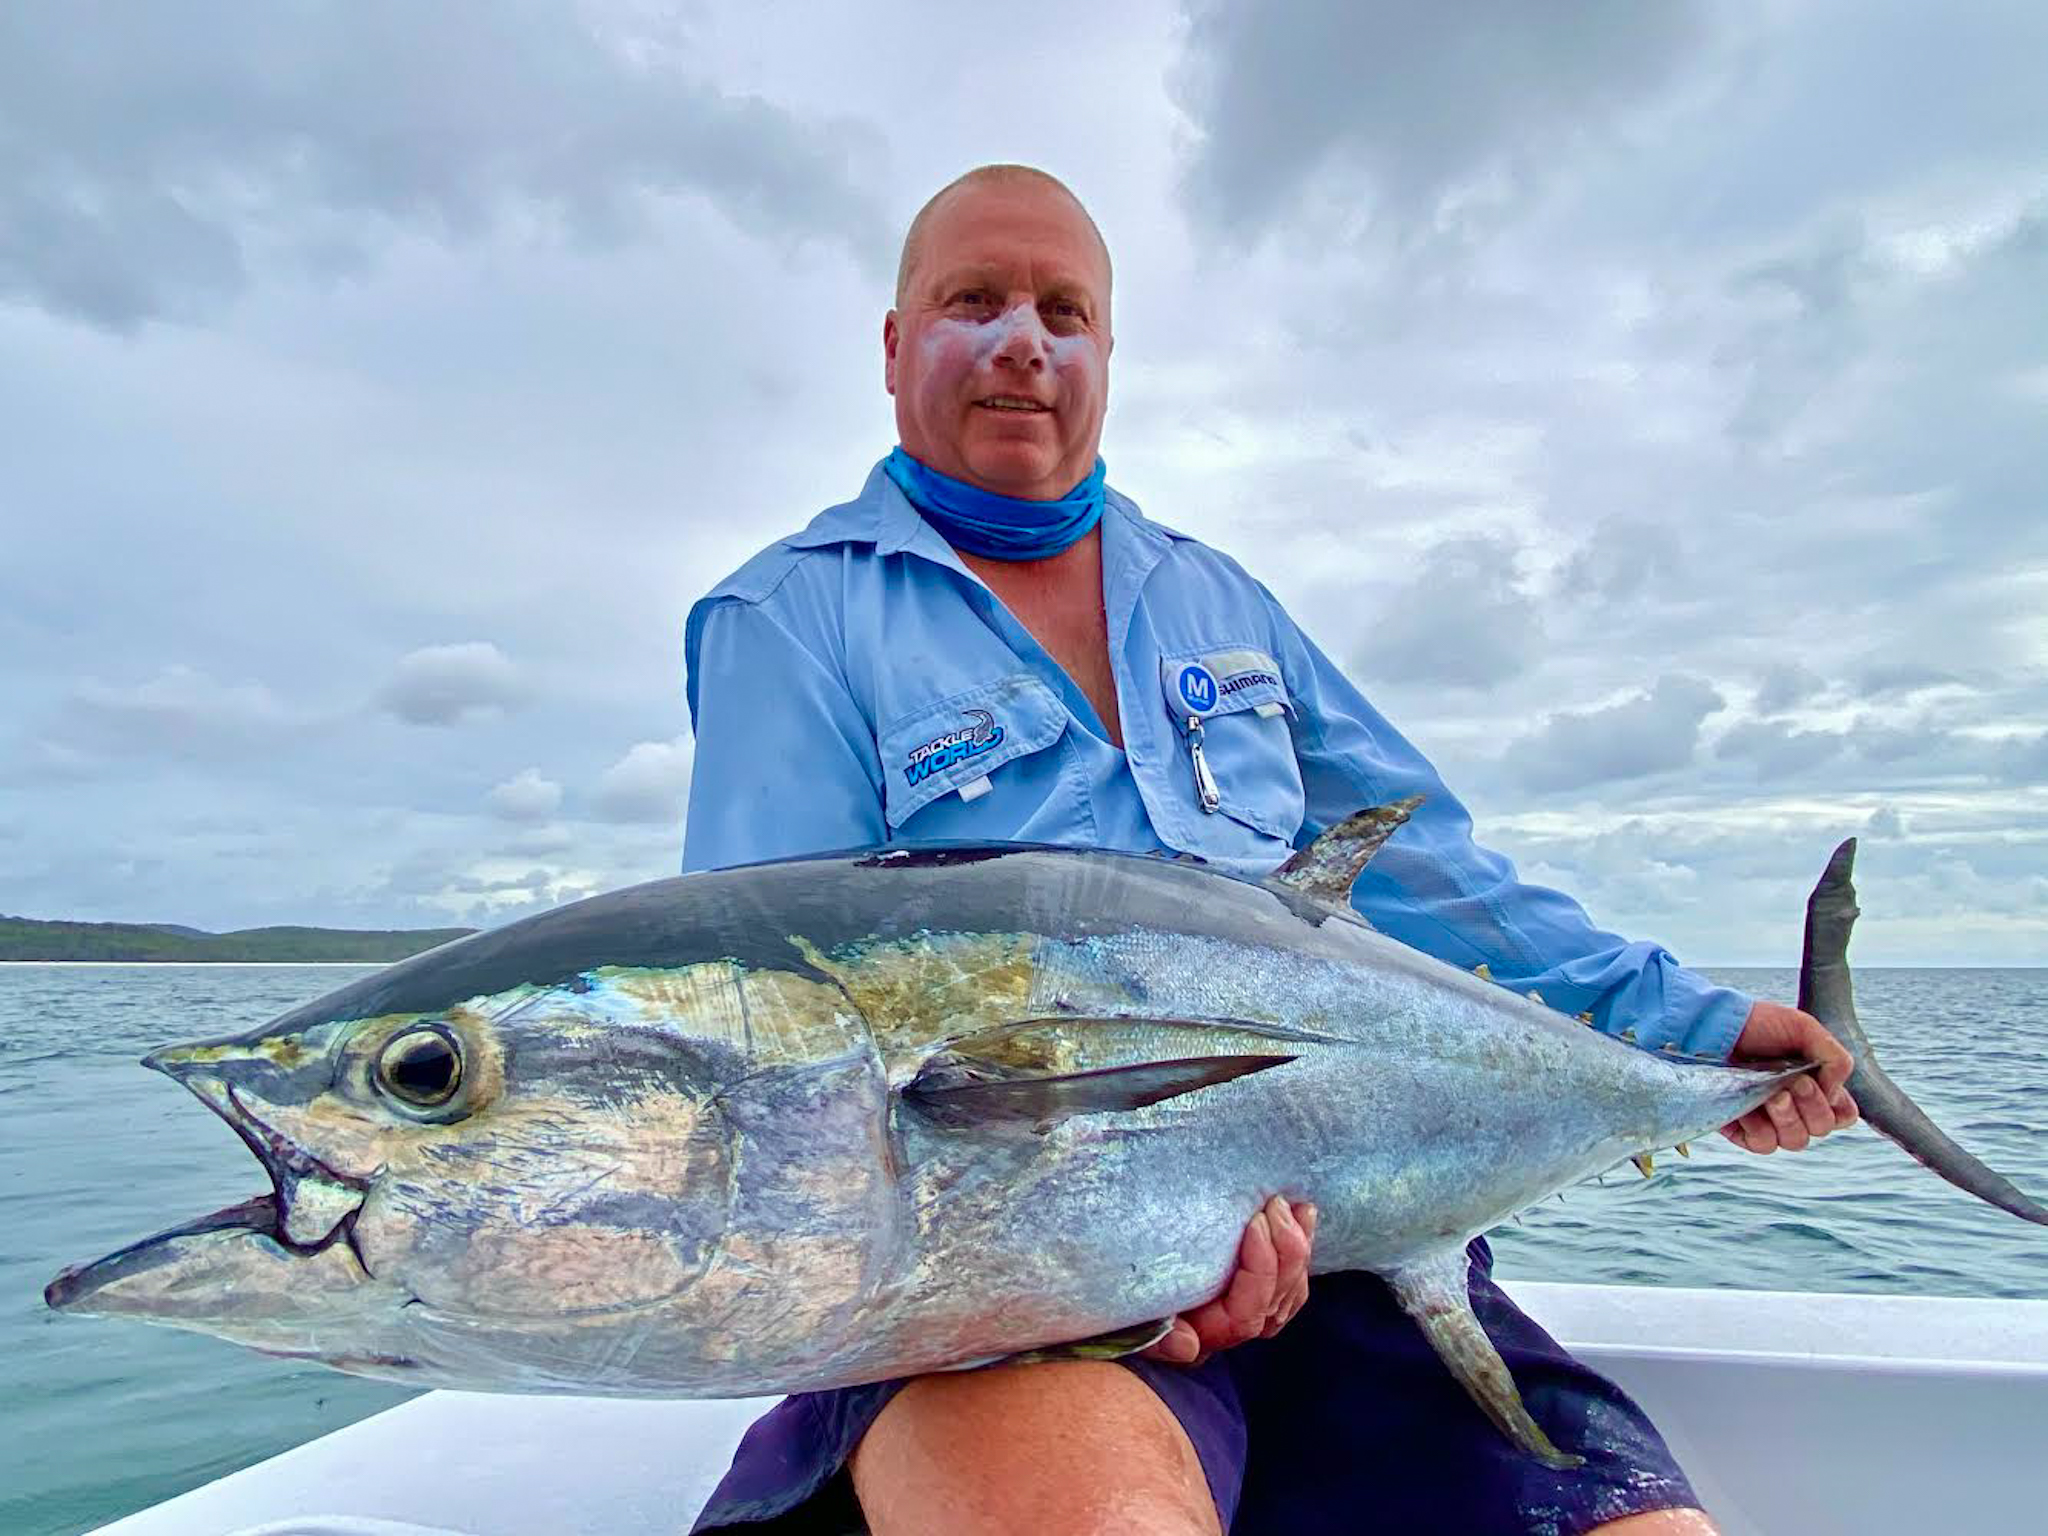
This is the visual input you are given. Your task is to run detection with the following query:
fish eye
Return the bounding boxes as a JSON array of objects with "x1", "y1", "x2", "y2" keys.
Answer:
[{"x1": 375, "y1": 1026, "x2": 463, "y2": 1109}]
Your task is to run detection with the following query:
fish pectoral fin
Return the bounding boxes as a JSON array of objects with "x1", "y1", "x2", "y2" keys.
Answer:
[
  {"x1": 1271, "y1": 796, "x2": 1424, "y2": 906},
  {"x1": 927, "y1": 1318, "x2": 1175, "y2": 1376},
  {"x1": 1003, "y1": 1318, "x2": 1178, "y2": 1365},
  {"x1": 1385, "y1": 1248, "x2": 1583, "y2": 1472},
  {"x1": 902, "y1": 1052, "x2": 1295, "y2": 1129}
]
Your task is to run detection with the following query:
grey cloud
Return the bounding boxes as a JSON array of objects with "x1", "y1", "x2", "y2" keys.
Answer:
[
  {"x1": 1754, "y1": 663, "x2": 1827, "y2": 715},
  {"x1": 1173, "y1": 0, "x2": 1714, "y2": 245},
  {"x1": 495, "y1": 823, "x2": 575, "y2": 857},
  {"x1": 592, "y1": 738, "x2": 693, "y2": 825},
  {"x1": 1853, "y1": 662, "x2": 1963, "y2": 699},
  {"x1": 1504, "y1": 674, "x2": 1724, "y2": 793},
  {"x1": 1866, "y1": 805, "x2": 1905, "y2": 839},
  {"x1": 1994, "y1": 733, "x2": 2048, "y2": 788},
  {"x1": 0, "y1": 0, "x2": 888, "y2": 328},
  {"x1": 1556, "y1": 518, "x2": 1687, "y2": 606},
  {"x1": 1844, "y1": 720, "x2": 1932, "y2": 766},
  {"x1": 1356, "y1": 536, "x2": 1541, "y2": 688},
  {"x1": 485, "y1": 768, "x2": 562, "y2": 823},
  {"x1": 1, "y1": 736, "x2": 102, "y2": 787},
  {"x1": 377, "y1": 643, "x2": 524, "y2": 727},
  {"x1": 1714, "y1": 719, "x2": 1846, "y2": 780},
  {"x1": 18, "y1": 664, "x2": 304, "y2": 770}
]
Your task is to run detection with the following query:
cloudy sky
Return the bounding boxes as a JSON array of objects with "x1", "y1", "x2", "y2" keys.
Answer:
[{"x1": 3, "y1": 0, "x2": 2043, "y2": 964}]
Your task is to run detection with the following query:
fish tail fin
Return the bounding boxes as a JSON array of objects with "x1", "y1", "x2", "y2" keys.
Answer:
[
  {"x1": 1386, "y1": 1248, "x2": 1582, "y2": 1470},
  {"x1": 1800, "y1": 839, "x2": 2048, "y2": 1226}
]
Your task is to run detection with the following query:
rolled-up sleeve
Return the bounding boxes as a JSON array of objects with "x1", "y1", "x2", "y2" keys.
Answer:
[
  {"x1": 1267, "y1": 595, "x2": 1751, "y2": 1062},
  {"x1": 682, "y1": 596, "x2": 885, "y2": 873}
]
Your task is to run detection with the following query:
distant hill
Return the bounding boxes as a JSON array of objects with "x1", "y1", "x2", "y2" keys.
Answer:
[{"x1": 0, "y1": 914, "x2": 477, "y2": 963}]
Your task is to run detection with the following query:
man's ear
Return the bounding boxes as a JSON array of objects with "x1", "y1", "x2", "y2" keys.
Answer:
[{"x1": 883, "y1": 311, "x2": 900, "y2": 396}]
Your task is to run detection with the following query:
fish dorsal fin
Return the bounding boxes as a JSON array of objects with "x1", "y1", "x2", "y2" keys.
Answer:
[
  {"x1": 1272, "y1": 796, "x2": 1423, "y2": 905},
  {"x1": 903, "y1": 1049, "x2": 1294, "y2": 1130}
]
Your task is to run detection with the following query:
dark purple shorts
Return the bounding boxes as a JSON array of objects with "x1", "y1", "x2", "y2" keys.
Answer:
[{"x1": 690, "y1": 1241, "x2": 1699, "y2": 1535}]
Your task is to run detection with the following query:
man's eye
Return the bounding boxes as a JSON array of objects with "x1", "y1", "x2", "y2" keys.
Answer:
[{"x1": 951, "y1": 289, "x2": 992, "y2": 307}]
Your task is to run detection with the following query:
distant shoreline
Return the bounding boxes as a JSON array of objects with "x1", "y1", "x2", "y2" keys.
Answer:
[
  {"x1": 0, "y1": 915, "x2": 477, "y2": 965},
  {"x1": 0, "y1": 960, "x2": 387, "y2": 968}
]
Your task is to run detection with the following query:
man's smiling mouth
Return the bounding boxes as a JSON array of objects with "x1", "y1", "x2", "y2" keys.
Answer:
[{"x1": 976, "y1": 395, "x2": 1050, "y2": 412}]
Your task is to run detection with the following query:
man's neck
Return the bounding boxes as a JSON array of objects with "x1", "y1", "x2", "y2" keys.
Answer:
[{"x1": 960, "y1": 529, "x2": 1124, "y2": 748}]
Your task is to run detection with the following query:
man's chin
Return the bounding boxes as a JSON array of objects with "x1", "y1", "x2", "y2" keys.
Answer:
[{"x1": 958, "y1": 438, "x2": 1075, "y2": 500}]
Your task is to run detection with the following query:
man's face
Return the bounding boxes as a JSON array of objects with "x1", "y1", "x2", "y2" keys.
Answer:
[{"x1": 885, "y1": 183, "x2": 1112, "y2": 500}]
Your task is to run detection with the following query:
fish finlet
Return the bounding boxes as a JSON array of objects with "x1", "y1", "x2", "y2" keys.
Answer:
[{"x1": 1631, "y1": 1153, "x2": 1655, "y2": 1178}]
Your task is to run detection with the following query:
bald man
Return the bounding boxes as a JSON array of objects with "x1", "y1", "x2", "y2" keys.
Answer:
[{"x1": 680, "y1": 164, "x2": 1855, "y2": 1535}]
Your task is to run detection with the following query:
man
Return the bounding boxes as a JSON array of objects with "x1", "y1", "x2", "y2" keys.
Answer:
[{"x1": 681, "y1": 164, "x2": 1857, "y2": 1535}]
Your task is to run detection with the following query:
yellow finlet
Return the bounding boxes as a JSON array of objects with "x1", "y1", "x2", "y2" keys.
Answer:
[{"x1": 1631, "y1": 1152, "x2": 1656, "y2": 1178}]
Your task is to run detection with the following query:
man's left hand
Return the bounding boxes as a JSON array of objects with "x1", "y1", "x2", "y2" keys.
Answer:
[{"x1": 1720, "y1": 1000, "x2": 1860, "y2": 1154}]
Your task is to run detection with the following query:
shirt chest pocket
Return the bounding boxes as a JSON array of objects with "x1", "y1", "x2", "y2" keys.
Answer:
[
  {"x1": 879, "y1": 673, "x2": 1072, "y2": 837},
  {"x1": 1159, "y1": 646, "x2": 1305, "y2": 843}
]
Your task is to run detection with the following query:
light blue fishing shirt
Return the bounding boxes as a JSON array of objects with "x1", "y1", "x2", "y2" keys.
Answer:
[{"x1": 682, "y1": 462, "x2": 1752, "y2": 1061}]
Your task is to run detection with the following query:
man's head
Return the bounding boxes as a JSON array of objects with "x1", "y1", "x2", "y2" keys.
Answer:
[{"x1": 886, "y1": 165, "x2": 1113, "y2": 501}]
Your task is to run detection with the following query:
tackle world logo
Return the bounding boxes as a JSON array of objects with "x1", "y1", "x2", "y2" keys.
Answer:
[{"x1": 904, "y1": 709, "x2": 1005, "y2": 788}]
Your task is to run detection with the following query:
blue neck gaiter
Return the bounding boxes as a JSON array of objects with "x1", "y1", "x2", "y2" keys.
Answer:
[{"x1": 884, "y1": 447, "x2": 1107, "y2": 561}]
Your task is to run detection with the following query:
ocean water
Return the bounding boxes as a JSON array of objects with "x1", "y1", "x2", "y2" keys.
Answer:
[{"x1": 7, "y1": 963, "x2": 2046, "y2": 1534}]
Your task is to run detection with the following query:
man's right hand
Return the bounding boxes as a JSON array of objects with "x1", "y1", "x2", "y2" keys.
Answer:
[{"x1": 1143, "y1": 1195, "x2": 1317, "y2": 1365}]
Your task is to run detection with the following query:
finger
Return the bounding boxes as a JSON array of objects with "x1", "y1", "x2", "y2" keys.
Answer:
[
  {"x1": 1261, "y1": 1275, "x2": 1309, "y2": 1337},
  {"x1": 1790, "y1": 1075, "x2": 1836, "y2": 1140},
  {"x1": 1176, "y1": 1297, "x2": 1231, "y2": 1354},
  {"x1": 1240, "y1": 1206, "x2": 1279, "y2": 1280},
  {"x1": 1296, "y1": 1202, "x2": 1319, "y2": 1241},
  {"x1": 1805, "y1": 1020, "x2": 1855, "y2": 1097},
  {"x1": 1728, "y1": 1111, "x2": 1777, "y2": 1154},
  {"x1": 1220, "y1": 1210, "x2": 1280, "y2": 1335},
  {"x1": 1281, "y1": 1274, "x2": 1310, "y2": 1323},
  {"x1": 1186, "y1": 1210, "x2": 1280, "y2": 1354},
  {"x1": 1142, "y1": 1319, "x2": 1201, "y2": 1364},
  {"x1": 1830, "y1": 1089, "x2": 1860, "y2": 1129},
  {"x1": 1269, "y1": 1199, "x2": 1311, "y2": 1286},
  {"x1": 1764, "y1": 1090, "x2": 1810, "y2": 1152}
]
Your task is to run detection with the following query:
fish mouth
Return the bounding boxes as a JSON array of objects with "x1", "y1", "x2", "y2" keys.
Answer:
[
  {"x1": 43, "y1": 1040, "x2": 380, "y2": 1319},
  {"x1": 142, "y1": 1043, "x2": 372, "y2": 1252},
  {"x1": 44, "y1": 1045, "x2": 383, "y2": 1323},
  {"x1": 44, "y1": 1191, "x2": 289, "y2": 1310}
]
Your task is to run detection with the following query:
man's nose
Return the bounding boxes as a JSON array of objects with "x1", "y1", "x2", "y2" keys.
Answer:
[{"x1": 991, "y1": 302, "x2": 1049, "y2": 368}]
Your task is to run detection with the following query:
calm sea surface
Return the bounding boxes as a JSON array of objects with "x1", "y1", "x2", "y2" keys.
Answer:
[{"x1": 7, "y1": 964, "x2": 2047, "y2": 1534}]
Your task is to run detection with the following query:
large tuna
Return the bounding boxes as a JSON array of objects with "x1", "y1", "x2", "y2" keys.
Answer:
[{"x1": 45, "y1": 805, "x2": 2045, "y2": 1466}]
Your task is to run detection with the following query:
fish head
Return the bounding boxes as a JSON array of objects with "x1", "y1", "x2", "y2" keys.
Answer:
[{"x1": 47, "y1": 982, "x2": 742, "y2": 1384}]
